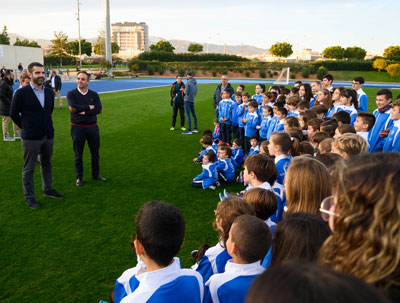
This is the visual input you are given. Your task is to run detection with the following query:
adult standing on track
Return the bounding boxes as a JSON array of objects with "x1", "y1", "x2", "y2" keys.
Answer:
[
  {"x1": 67, "y1": 71, "x2": 106, "y2": 187},
  {"x1": 10, "y1": 62, "x2": 64, "y2": 209},
  {"x1": 182, "y1": 72, "x2": 198, "y2": 135},
  {"x1": 170, "y1": 74, "x2": 186, "y2": 131},
  {"x1": 50, "y1": 70, "x2": 63, "y2": 109},
  {"x1": 213, "y1": 75, "x2": 235, "y2": 117}
]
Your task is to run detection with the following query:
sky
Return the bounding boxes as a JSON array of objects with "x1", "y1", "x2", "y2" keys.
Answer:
[{"x1": 1, "y1": 0, "x2": 399, "y2": 54}]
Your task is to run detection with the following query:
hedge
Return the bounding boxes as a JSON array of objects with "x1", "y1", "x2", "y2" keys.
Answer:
[{"x1": 138, "y1": 51, "x2": 249, "y2": 62}]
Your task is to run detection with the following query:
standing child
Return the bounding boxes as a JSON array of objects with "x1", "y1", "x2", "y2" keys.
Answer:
[
  {"x1": 232, "y1": 139, "x2": 244, "y2": 168},
  {"x1": 191, "y1": 152, "x2": 218, "y2": 190},
  {"x1": 205, "y1": 215, "x2": 271, "y2": 303},
  {"x1": 286, "y1": 96, "x2": 301, "y2": 117},
  {"x1": 212, "y1": 119, "x2": 220, "y2": 144},
  {"x1": 231, "y1": 92, "x2": 242, "y2": 140},
  {"x1": 257, "y1": 106, "x2": 273, "y2": 142},
  {"x1": 268, "y1": 132, "x2": 299, "y2": 184},
  {"x1": 310, "y1": 81, "x2": 321, "y2": 108},
  {"x1": 352, "y1": 76, "x2": 368, "y2": 112},
  {"x1": 252, "y1": 84, "x2": 264, "y2": 105},
  {"x1": 237, "y1": 92, "x2": 250, "y2": 148},
  {"x1": 266, "y1": 102, "x2": 284, "y2": 140},
  {"x1": 338, "y1": 89, "x2": 358, "y2": 125},
  {"x1": 218, "y1": 89, "x2": 235, "y2": 145},
  {"x1": 354, "y1": 112, "x2": 375, "y2": 143},
  {"x1": 272, "y1": 108, "x2": 288, "y2": 133},
  {"x1": 383, "y1": 99, "x2": 400, "y2": 152},
  {"x1": 216, "y1": 145, "x2": 236, "y2": 183},
  {"x1": 242, "y1": 100, "x2": 260, "y2": 153}
]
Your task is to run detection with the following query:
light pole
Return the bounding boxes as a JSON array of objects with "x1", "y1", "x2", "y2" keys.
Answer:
[
  {"x1": 77, "y1": 0, "x2": 82, "y2": 68},
  {"x1": 104, "y1": 0, "x2": 112, "y2": 66}
]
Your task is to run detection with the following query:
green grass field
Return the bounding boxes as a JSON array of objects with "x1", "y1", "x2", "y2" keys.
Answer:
[{"x1": 1, "y1": 83, "x2": 399, "y2": 303}]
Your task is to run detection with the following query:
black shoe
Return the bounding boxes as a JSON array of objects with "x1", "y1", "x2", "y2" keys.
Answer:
[
  {"x1": 26, "y1": 197, "x2": 40, "y2": 209},
  {"x1": 44, "y1": 189, "x2": 65, "y2": 198},
  {"x1": 76, "y1": 178, "x2": 83, "y2": 187},
  {"x1": 92, "y1": 176, "x2": 106, "y2": 182}
]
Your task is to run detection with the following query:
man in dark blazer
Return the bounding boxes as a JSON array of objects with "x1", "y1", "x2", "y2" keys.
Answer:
[
  {"x1": 50, "y1": 70, "x2": 63, "y2": 109},
  {"x1": 10, "y1": 62, "x2": 64, "y2": 209}
]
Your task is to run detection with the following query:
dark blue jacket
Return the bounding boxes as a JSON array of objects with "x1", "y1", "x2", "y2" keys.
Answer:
[
  {"x1": 10, "y1": 85, "x2": 54, "y2": 139},
  {"x1": 213, "y1": 83, "x2": 234, "y2": 109}
]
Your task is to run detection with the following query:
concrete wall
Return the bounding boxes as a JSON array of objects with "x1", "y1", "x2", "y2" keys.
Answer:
[{"x1": 0, "y1": 44, "x2": 44, "y2": 71}]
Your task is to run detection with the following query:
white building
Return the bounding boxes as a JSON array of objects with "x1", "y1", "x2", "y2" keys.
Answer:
[{"x1": 112, "y1": 22, "x2": 149, "y2": 58}]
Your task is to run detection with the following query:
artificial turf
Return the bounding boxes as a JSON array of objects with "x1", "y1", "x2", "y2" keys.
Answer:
[{"x1": 0, "y1": 82, "x2": 398, "y2": 303}]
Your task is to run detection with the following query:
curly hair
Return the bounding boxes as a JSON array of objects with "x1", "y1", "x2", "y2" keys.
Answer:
[{"x1": 318, "y1": 152, "x2": 400, "y2": 294}]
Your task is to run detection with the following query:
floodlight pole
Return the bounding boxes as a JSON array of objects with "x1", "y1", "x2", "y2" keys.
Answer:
[
  {"x1": 77, "y1": 0, "x2": 82, "y2": 68},
  {"x1": 104, "y1": 0, "x2": 112, "y2": 65}
]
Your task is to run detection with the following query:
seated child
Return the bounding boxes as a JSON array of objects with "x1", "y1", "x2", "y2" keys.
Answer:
[
  {"x1": 192, "y1": 152, "x2": 218, "y2": 190},
  {"x1": 216, "y1": 145, "x2": 236, "y2": 183},
  {"x1": 192, "y1": 197, "x2": 255, "y2": 284},
  {"x1": 193, "y1": 136, "x2": 216, "y2": 164},
  {"x1": 242, "y1": 100, "x2": 260, "y2": 152},
  {"x1": 318, "y1": 138, "x2": 334, "y2": 154},
  {"x1": 299, "y1": 141, "x2": 315, "y2": 156},
  {"x1": 205, "y1": 214, "x2": 271, "y2": 303},
  {"x1": 257, "y1": 105, "x2": 273, "y2": 142},
  {"x1": 320, "y1": 119, "x2": 338, "y2": 138},
  {"x1": 286, "y1": 95, "x2": 301, "y2": 117},
  {"x1": 114, "y1": 201, "x2": 203, "y2": 303},
  {"x1": 212, "y1": 119, "x2": 220, "y2": 144},
  {"x1": 296, "y1": 100, "x2": 310, "y2": 112},
  {"x1": 246, "y1": 136, "x2": 260, "y2": 157},
  {"x1": 331, "y1": 133, "x2": 368, "y2": 159},
  {"x1": 333, "y1": 109, "x2": 351, "y2": 126},
  {"x1": 231, "y1": 139, "x2": 244, "y2": 168},
  {"x1": 333, "y1": 124, "x2": 356, "y2": 139},
  {"x1": 354, "y1": 112, "x2": 375, "y2": 143},
  {"x1": 311, "y1": 131, "x2": 330, "y2": 154},
  {"x1": 312, "y1": 104, "x2": 328, "y2": 119},
  {"x1": 259, "y1": 140, "x2": 269, "y2": 156},
  {"x1": 383, "y1": 99, "x2": 400, "y2": 152}
]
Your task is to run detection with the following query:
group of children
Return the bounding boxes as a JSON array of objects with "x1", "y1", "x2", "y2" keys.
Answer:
[{"x1": 109, "y1": 77, "x2": 400, "y2": 303}]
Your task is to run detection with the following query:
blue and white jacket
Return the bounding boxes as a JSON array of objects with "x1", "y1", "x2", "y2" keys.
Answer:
[
  {"x1": 368, "y1": 108, "x2": 393, "y2": 152},
  {"x1": 259, "y1": 115, "x2": 272, "y2": 139},
  {"x1": 266, "y1": 116, "x2": 278, "y2": 140},
  {"x1": 216, "y1": 158, "x2": 236, "y2": 183},
  {"x1": 198, "y1": 145, "x2": 217, "y2": 162},
  {"x1": 194, "y1": 163, "x2": 218, "y2": 189},
  {"x1": 213, "y1": 126, "x2": 220, "y2": 143},
  {"x1": 326, "y1": 106, "x2": 336, "y2": 118},
  {"x1": 246, "y1": 145, "x2": 260, "y2": 158},
  {"x1": 287, "y1": 110, "x2": 299, "y2": 117},
  {"x1": 356, "y1": 88, "x2": 368, "y2": 113},
  {"x1": 218, "y1": 99, "x2": 235, "y2": 125},
  {"x1": 232, "y1": 147, "x2": 244, "y2": 168},
  {"x1": 252, "y1": 94, "x2": 263, "y2": 105},
  {"x1": 237, "y1": 103, "x2": 248, "y2": 128},
  {"x1": 244, "y1": 111, "x2": 259, "y2": 137},
  {"x1": 338, "y1": 104, "x2": 358, "y2": 125},
  {"x1": 383, "y1": 120, "x2": 400, "y2": 152},
  {"x1": 192, "y1": 241, "x2": 232, "y2": 284},
  {"x1": 310, "y1": 97, "x2": 316, "y2": 108},
  {"x1": 275, "y1": 155, "x2": 290, "y2": 185},
  {"x1": 204, "y1": 260, "x2": 264, "y2": 303},
  {"x1": 273, "y1": 119, "x2": 285, "y2": 133},
  {"x1": 116, "y1": 257, "x2": 203, "y2": 303},
  {"x1": 231, "y1": 102, "x2": 240, "y2": 126}
]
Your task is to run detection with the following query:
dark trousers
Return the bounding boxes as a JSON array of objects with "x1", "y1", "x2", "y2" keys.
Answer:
[
  {"x1": 232, "y1": 125, "x2": 239, "y2": 140},
  {"x1": 221, "y1": 123, "x2": 232, "y2": 145},
  {"x1": 238, "y1": 127, "x2": 245, "y2": 151},
  {"x1": 245, "y1": 136, "x2": 252, "y2": 154},
  {"x1": 185, "y1": 101, "x2": 197, "y2": 130},
  {"x1": 22, "y1": 137, "x2": 53, "y2": 198},
  {"x1": 171, "y1": 102, "x2": 185, "y2": 127},
  {"x1": 71, "y1": 125, "x2": 100, "y2": 179},
  {"x1": 191, "y1": 180, "x2": 203, "y2": 188}
]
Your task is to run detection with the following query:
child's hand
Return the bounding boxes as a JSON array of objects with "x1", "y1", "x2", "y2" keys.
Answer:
[
  {"x1": 240, "y1": 190, "x2": 246, "y2": 194},
  {"x1": 256, "y1": 126, "x2": 260, "y2": 129},
  {"x1": 380, "y1": 129, "x2": 390, "y2": 137},
  {"x1": 193, "y1": 158, "x2": 198, "y2": 162},
  {"x1": 242, "y1": 119, "x2": 246, "y2": 123}
]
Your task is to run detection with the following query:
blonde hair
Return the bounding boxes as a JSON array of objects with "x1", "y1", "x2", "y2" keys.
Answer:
[
  {"x1": 285, "y1": 156, "x2": 331, "y2": 216},
  {"x1": 332, "y1": 133, "x2": 368, "y2": 158},
  {"x1": 319, "y1": 152, "x2": 400, "y2": 294},
  {"x1": 319, "y1": 138, "x2": 334, "y2": 154}
]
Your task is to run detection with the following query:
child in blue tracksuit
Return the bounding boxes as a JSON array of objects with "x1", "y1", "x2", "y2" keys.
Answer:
[
  {"x1": 204, "y1": 215, "x2": 271, "y2": 303},
  {"x1": 193, "y1": 136, "x2": 216, "y2": 164},
  {"x1": 272, "y1": 108, "x2": 287, "y2": 133},
  {"x1": 257, "y1": 106, "x2": 273, "y2": 142},
  {"x1": 231, "y1": 92, "x2": 242, "y2": 140},
  {"x1": 218, "y1": 89, "x2": 235, "y2": 145},
  {"x1": 191, "y1": 152, "x2": 218, "y2": 190},
  {"x1": 353, "y1": 76, "x2": 368, "y2": 112},
  {"x1": 232, "y1": 139, "x2": 244, "y2": 168},
  {"x1": 212, "y1": 119, "x2": 220, "y2": 144},
  {"x1": 252, "y1": 84, "x2": 264, "y2": 105},
  {"x1": 383, "y1": 99, "x2": 400, "y2": 152},
  {"x1": 338, "y1": 88, "x2": 358, "y2": 125},
  {"x1": 216, "y1": 145, "x2": 236, "y2": 183},
  {"x1": 242, "y1": 100, "x2": 260, "y2": 152},
  {"x1": 368, "y1": 89, "x2": 394, "y2": 152},
  {"x1": 237, "y1": 92, "x2": 250, "y2": 148},
  {"x1": 246, "y1": 136, "x2": 260, "y2": 158}
]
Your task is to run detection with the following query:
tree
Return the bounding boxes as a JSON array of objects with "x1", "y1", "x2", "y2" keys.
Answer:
[
  {"x1": 188, "y1": 43, "x2": 203, "y2": 53},
  {"x1": 50, "y1": 31, "x2": 69, "y2": 66},
  {"x1": 93, "y1": 32, "x2": 120, "y2": 55},
  {"x1": 13, "y1": 37, "x2": 41, "y2": 48},
  {"x1": 383, "y1": 46, "x2": 400, "y2": 59},
  {"x1": 321, "y1": 46, "x2": 345, "y2": 59},
  {"x1": 269, "y1": 42, "x2": 293, "y2": 59},
  {"x1": 149, "y1": 40, "x2": 175, "y2": 52},
  {"x1": 67, "y1": 39, "x2": 92, "y2": 56},
  {"x1": 111, "y1": 42, "x2": 120, "y2": 54},
  {"x1": 386, "y1": 64, "x2": 400, "y2": 78},
  {"x1": 372, "y1": 58, "x2": 387, "y2": 72},
  {"x1": 0, "y1": 25, "x2": 10, "y2": 45},
  {"x1": 344, "y1": 46, "x2": 366, "y2": 60}
]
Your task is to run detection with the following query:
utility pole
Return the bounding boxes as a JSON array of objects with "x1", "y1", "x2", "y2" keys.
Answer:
[
  {"x1": 224, "y1": 43, "x2": 226, "y2": 54},
  {"x1": 104, "y1": 0, "x2": 112, "y2": 65},
  {"x1": 76, "y1": 0, "x2": 82, "y2": 68},
  {"x1": 241, "y1": 41, "x2": 243, "y2": 57}
]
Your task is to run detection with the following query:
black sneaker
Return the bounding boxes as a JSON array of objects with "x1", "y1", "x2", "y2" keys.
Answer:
[
  {"x1": 26, "y1": 197, "x2": 40, "y2": 209},
  {"x1": 192, "y1": 128, "x2": 199, "y2": 133},
  {"x1": 44, "y1": 189, "x2": 65, "y2": 198}
]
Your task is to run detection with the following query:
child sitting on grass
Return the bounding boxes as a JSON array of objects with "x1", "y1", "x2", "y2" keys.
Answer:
[
  {"x1": 191, "y1": 152, "x2": 219, "y2": 190},
  {"x1": 231, "y1": 139, "x2": 244, "y2": 168},
  {"x1": 193, "y1": 136, "x2": 216, "y2": 164},
  {"x1": 113, "y1": 201, "x2": 203, "y2": 303},
  {"x1": 246, "y1": 136, "x2": 260, "y2": 158},
  {"x1": 205, "y1": 214, "x2": 271, "y2": 303},
  {"x1": 216, "y1": 145, "x2": 236, "y2": 183}
]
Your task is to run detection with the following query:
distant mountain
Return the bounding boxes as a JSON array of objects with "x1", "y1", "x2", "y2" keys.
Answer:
[{"x1": 8, "y1": 33, "x2": 267, "y2": 57}]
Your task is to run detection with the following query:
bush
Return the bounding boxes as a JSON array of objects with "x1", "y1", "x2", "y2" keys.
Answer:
[
  {"x1": 317, "y1": 66, "x2": 328, "y2": 80},
  {"x1": 138, "y1": 51, "x2": 249, "y2": 62},
  {"x1": 238, "y1": 67, "x2": 244, "y2": 73},
  {"x1": 301, "y1": 66, "x2": 310, "y2": 78},
  {"x1": 386, "y1": 64, "x2": 400, "y2": 77},
  {"x1": 147, "y1": 65, "x2": 155, "y2": 75},
  {"x1": 158, "y1": 66, "x2": 166, "y2": 75},
  {"x1": 191, "y1": 70, "x2": 197, "y2": 76},
  {"x1": 222, "y1": 68, "x2": 228, "y2": 75},
  {"x1": 245, "y1": 71, "x2": 250, "y2": 77},
  {"x1": 273, "y1": 71, "x2": 278, "y2": 76},
  {"x1": 259, "y1": 69, "x2": 266, "y2": 78},
  {"x1": 169, "y1": 66, "x2": 175, "y2": 73},
  {"x1": 290, "y1": 73, "x2": 296, "y2": 79},
  {"x1": 309, "y1": 65, "x2": 318, "y2": 74},
  {"x1": 312, "y1": 60, "x2": 374, "y2": 71},
  {"x1": 178, "y1": 67, "x2": 186, "y2": 76},
  {"x1": 212, "y1": 70, "x2": 218, "y2": 77}
]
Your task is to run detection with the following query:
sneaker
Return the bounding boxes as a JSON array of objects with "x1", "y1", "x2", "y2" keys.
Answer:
[
  {"x1": 191, "y1": 250, "x2": 198, "y2": 259},
  {"x1": 192, "y1": 128, "x2": 199, "y2": 133},
  {"x1": 209, "y1": 185, "x2": 216, "y2": 190},
  {"x1": 170, "y1": 127, "x2": 175, "y2": 131},
  {"x1": 181, "y1": 127, "x2": 186, "y2": 131},
  {"x1": 223, "y1": 189, "x2": 231, "y2": 198},
  {"x1": 44, "y1": 189, "x2": 65, "y2": 198},
  {"x1": 182, "y1": 130, "x2": 192, "y2": 135},
  {"x1": 4, "y1": 136, "x2": 15, "y2": 142},
  {"x1": 216, "y1": 181, "x2": 221, "y2": 188},
  {"x1": 219, "y1": 193, "x2": 225, "y2": 201},
  {"x1": 26, "y1": 197, "x2": 40, "y2": 209},
  {"x1": 14, "y1": 134, "x2": 21, "y2": 140}
]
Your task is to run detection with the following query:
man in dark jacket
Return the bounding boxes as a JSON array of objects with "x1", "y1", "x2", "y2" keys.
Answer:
[
  {"x1": 10, "y1": 62, "x2": 64, "y2": 209},
  {"x1": 50, "y1": 70, "x2": 63, "y2": 109},
  {"x1": 213, "y1": 75, "x2": 235, "y2": 117},
  {"x1": 0, "y1": 70, "x2": 20, "y2": 141},
  {"x1": 170, "y1": 74, "x2": 185, "y2": 131}
]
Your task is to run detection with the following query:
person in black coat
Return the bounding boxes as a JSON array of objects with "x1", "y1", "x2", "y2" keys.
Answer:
[
  {"x1": 50, "y1": 70, "x2": 63, "y2": 109},
  {"x1": 0, "y1": 70, "x2": 20, "y2": 141}
]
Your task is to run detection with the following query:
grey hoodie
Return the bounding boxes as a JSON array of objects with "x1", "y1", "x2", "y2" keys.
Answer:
[{"x1": 184, "y1": 77, "x2": 198, "y2": 102}]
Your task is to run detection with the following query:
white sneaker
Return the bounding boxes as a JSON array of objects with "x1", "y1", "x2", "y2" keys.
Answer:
[
  {"x1": 209, "y1": 185, "x2": 216, "y2": 190},
  {"x1": 4, "y1": 136, "x2": 15, "y2": 142},
  {"x1": 192, "y1": 128, "x2": 199, "y2": 133},
  {"x1": 14, "y1": 134, "x2": 21, "y2": 140}
]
